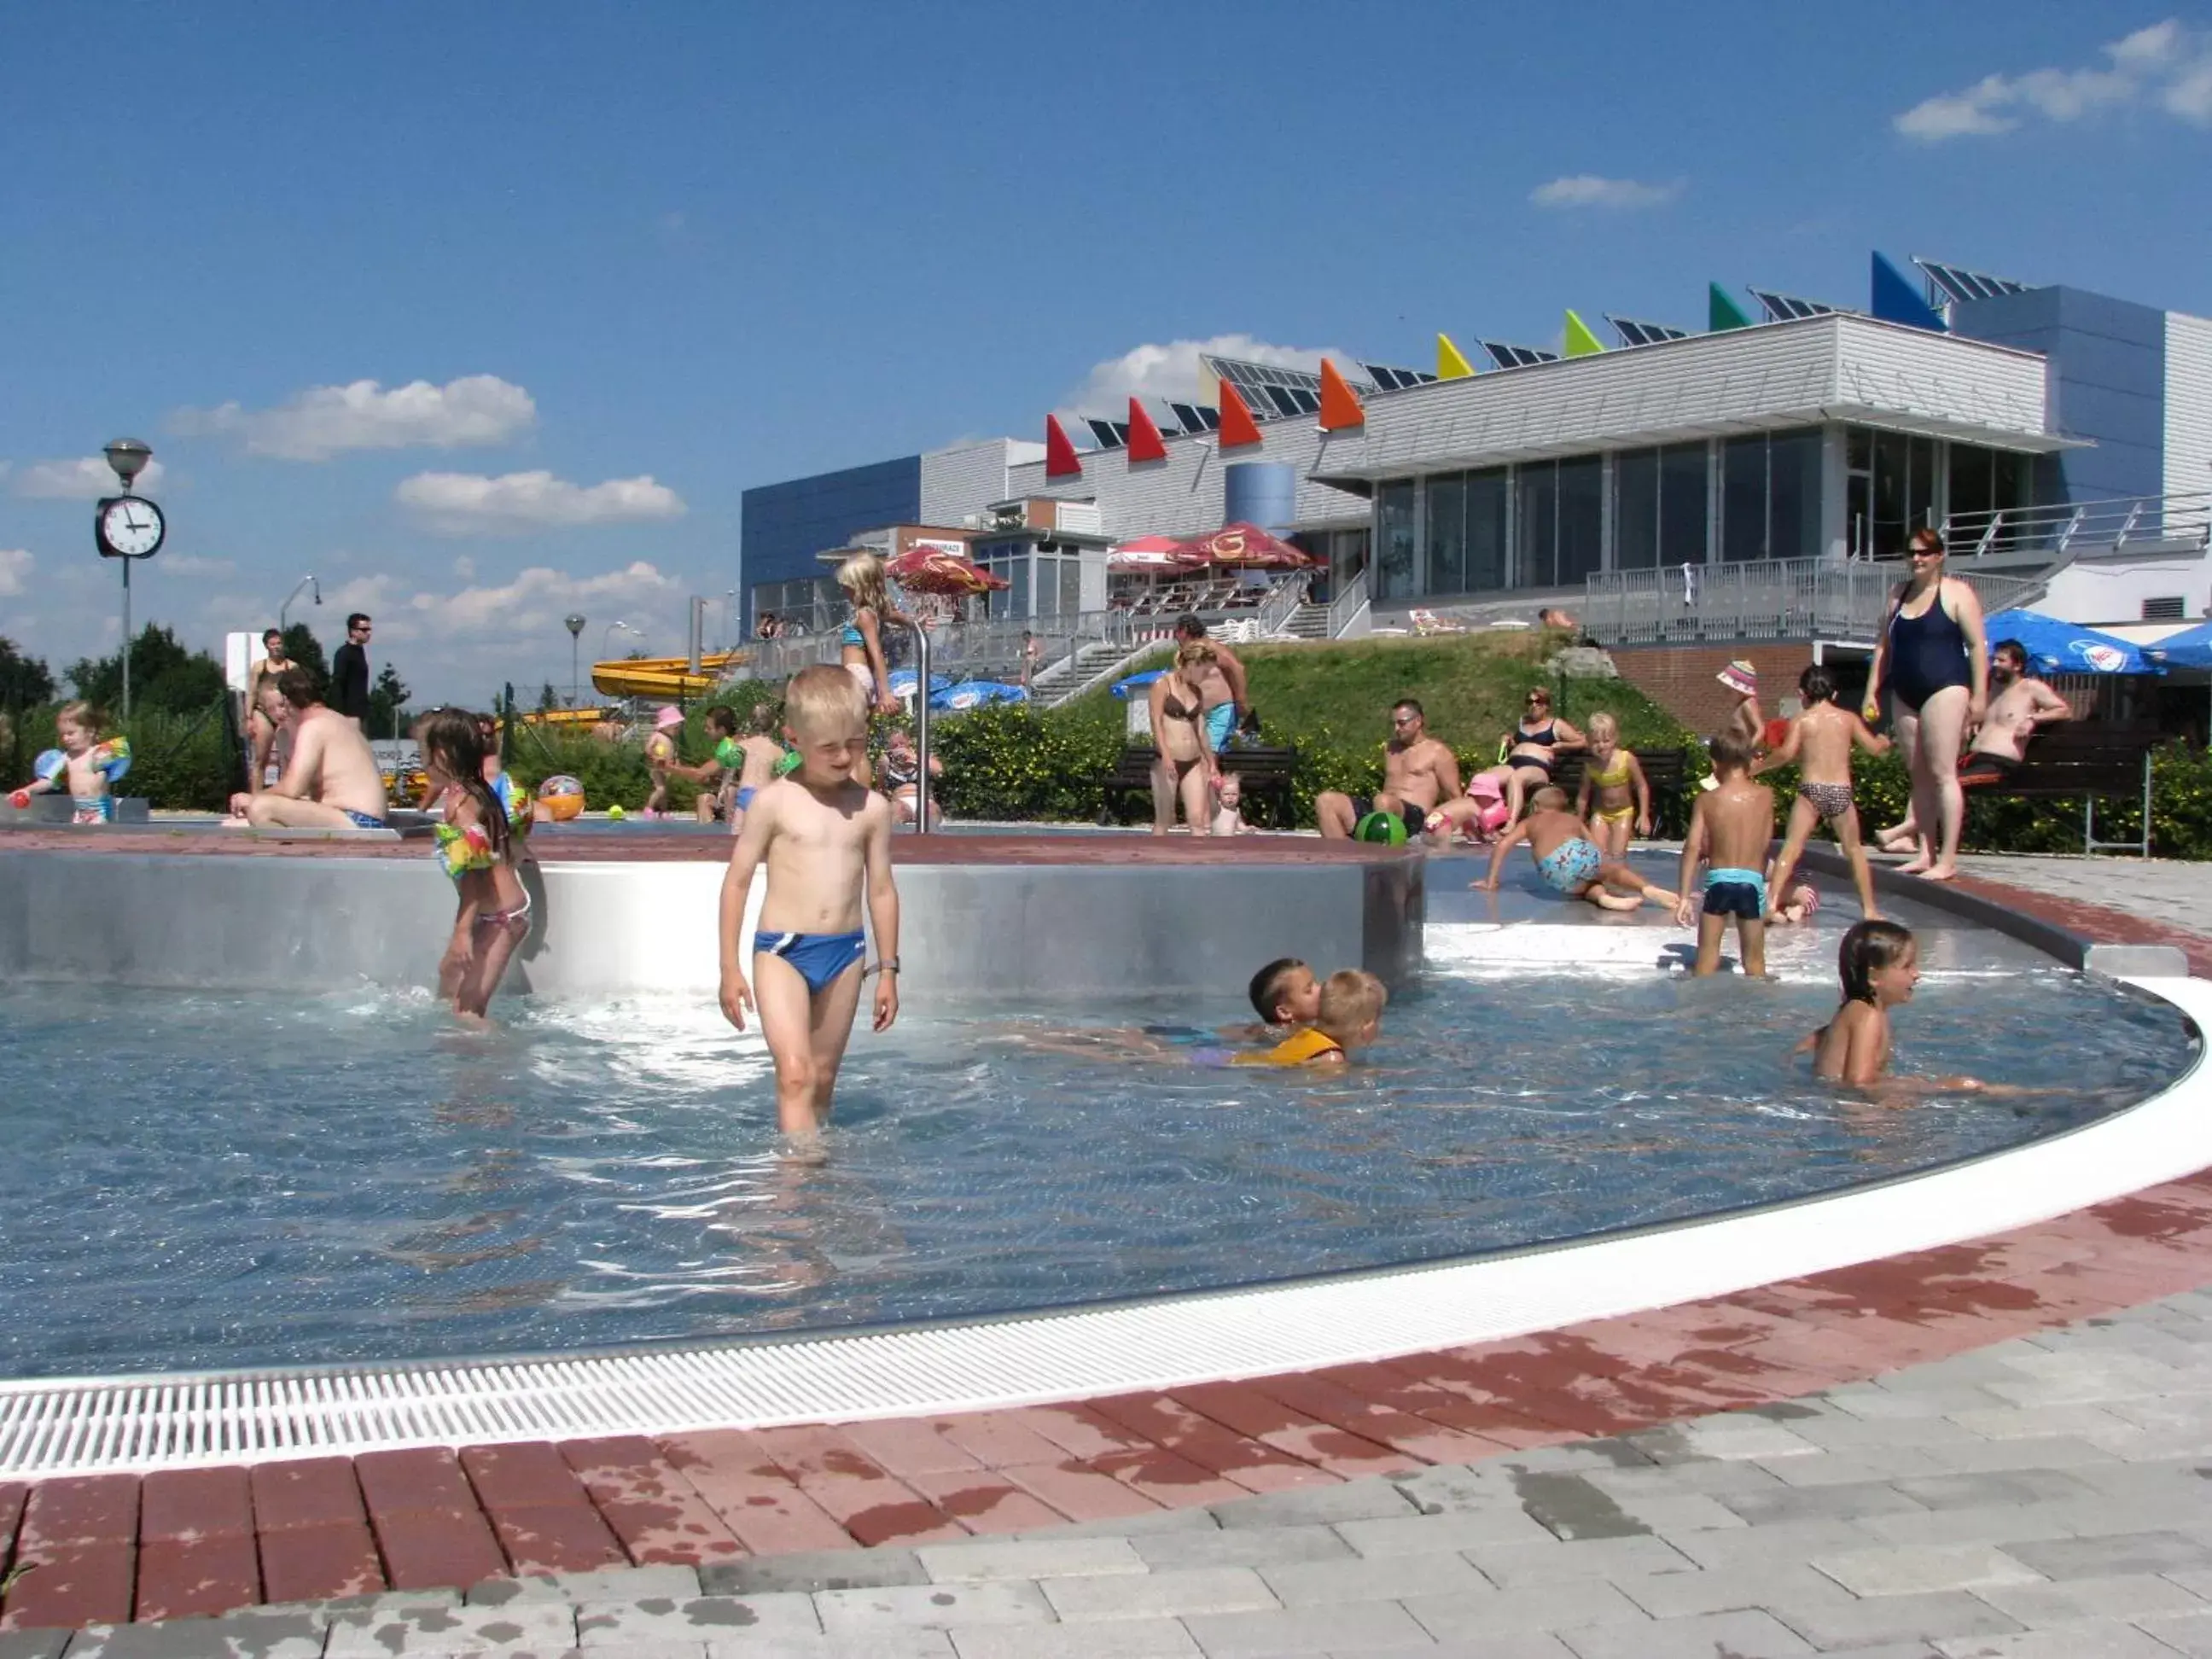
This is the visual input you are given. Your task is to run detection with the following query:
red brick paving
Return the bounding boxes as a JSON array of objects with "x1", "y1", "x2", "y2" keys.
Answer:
[{"x1": 4, "y1": 871, "x2": 2210, "y2": 1631}]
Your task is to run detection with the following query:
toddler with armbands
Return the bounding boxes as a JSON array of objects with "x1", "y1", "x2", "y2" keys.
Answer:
[{"x1": 9, "y1": 701, "x2": 130, "y2": 824}]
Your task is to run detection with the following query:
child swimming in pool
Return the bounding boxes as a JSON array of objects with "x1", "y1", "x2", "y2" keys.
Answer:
[
  {"x1": 418, "y1": 708, "x2": 533, "y2": 1022},
  {"x1": 8, "y1": 701, "x2": 129, "y2": 824},
  {"x1": 1802, "y1": 918, "x2": 1988, "y2": 1093},
  {"x1": 1473, "y1": 787, "x2": 1678, "y2": 913},
  {"x1": 718, "y1": 664, "x2": 900, "y2": 1139},
  {"x1": 1575, "y1": 712, "x2": 1650, "y2": 862},
  {"x1": 1674, "y1": 731, "x2": 1776, "y2": 976},
  {"x1": 1233, "y1": 969, "x2": 1387, "y2": 1067}
]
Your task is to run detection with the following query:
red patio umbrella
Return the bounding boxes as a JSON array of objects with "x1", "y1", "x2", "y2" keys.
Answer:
[
  {"x1": 1178, "y1": 521, "x2": 1316, "y2": 569},
  {"x1": 1109, "y1": 534, "x2": 1208, "y2": 574},
  {"x1": 887, "y1": 544, "x2": 1010, "y2": 596}
]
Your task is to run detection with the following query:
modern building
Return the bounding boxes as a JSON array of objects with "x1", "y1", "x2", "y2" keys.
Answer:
[{"x1": 739, "y1": 256, "x2": 2211, "y2": 645}]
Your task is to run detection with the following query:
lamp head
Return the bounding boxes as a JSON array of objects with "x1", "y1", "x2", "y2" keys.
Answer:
[
  {"x1": 565, "y1": 613, "x2": 586, "y2": 638},
  {"x1": 103, "y1": 438, "x2": 153, "y2": 488}
]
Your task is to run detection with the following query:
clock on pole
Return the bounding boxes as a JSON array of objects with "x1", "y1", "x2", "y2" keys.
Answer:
[{"x1": 94, "y1": 438, "x2": 165, "y2": 719}]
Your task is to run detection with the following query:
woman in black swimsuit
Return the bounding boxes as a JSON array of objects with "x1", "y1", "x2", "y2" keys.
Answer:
[
  {"x1": 1502, "y1": 685, "x2": 1585, "y2": 824},
  {"x1": 1147, "y1": 641, "x2": 1220, "y2": 836},
  {"x1": 1863, "y1": 529, "x2": 1988, "y2": 882}
]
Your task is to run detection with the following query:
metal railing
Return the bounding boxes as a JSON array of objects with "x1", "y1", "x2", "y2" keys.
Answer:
[
  {"x1": 1324, "y1": 568, "x2": 1371, "y2": 639},
  {"x1": 1583, "y1": 557, "x2": 2045, "y2": 647},
  {"x1": 1941, "y1": 491, "x2": 2211, "y2": 560}
]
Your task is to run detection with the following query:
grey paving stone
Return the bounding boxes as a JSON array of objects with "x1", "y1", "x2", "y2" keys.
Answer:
[
  {"x1": 56, "y1": 1615, "x2": 326, "y2": 1659},
  {"x1": 1972, "y1": 1569, "x2": 2209, "y2": 1625},
  {"x1": 1507, "y1": 1473, "x2": 1645, "y2": 1541},
  {"x1": 1809, "y1": 1543, "x2": 2045, "y2": 1598},
  {"x1": 1889, "y1": 1469, "x2": 2100, "y2": 1511},
  {"x1": 470, "y1": 1566, "x2": 704, "y2": 1606},
  {"x1": 1259, "y1": 1551, "x2": 1484, "y2": 1608},
  {"x1": 1324, "y1": 1639, "x2": 1575, "y2": 1659},
  {"x1": 702, "y1": 1633, "x2": 952, "y2": 1659},
  {"x1": 1784, "y1": 1412, "x2": 1985, "y2": 1452},
  {"x1": 918, "y1": 1538, "x2": 1144, "y2": 1583},
  {"x1": 701, "y1": 1548, "x2": 928, "y2": 1596},
  {"x1": 1044, "y1": 1568, "x2": 1278, "y2": 1622},
  {"x1": 1598, "y1": 1491, "x2": 1743, "y2": 1534},
  {"x1": 1492, "y1": 1441, "x2": 1651, "y2": 1476},
  {"x1": 1912, "y1": 1435, "x2": 2119, "y2": 1474},
  {"x1": 1580, "y1": 1459, "x2": 1787, "y2": 1500},
  {"x1": 1553, "y1": 1608, "x2": 1814, "y2": 1657},
  {"x1": 1667, "y1": 1516, "x2": 1888, "y2": 1571},
  {"x1": 1928, "y1": 1624, "x2": 2185, "y2": 1657},
  {"x1": 576, "y1": 1592, "x2": 819, "y2": 1646},
  {"x1": 1854, "y1": 1500, "x2": 2081, "y2": 1550},
  {"x1": 1402, "y1": 1580, "x2": 1649, "y2": 1637},
  {"x1": 947, "y1": 1619, "x2": 1202, "y2": 1658},
  {"x1": 1824, "y1": 1383, "x2": 2013, "y2": 1422},
  {"x1": 1464, "y1": 1533, "x2": 1695, "y2": 1588},
  {"x1": 2058, "y1": 1454, "x2": 2212, "y2": 1499},
  {"x1": 1184, "y1": 1598, "x2": 1436, "y2": 1656},
  {"x1": 2002, "y1": 1529, "x2": 2212, "y2": 1580},
  {"x1": 1610, "y1": 1562, "x2": 1858, "y2": 1620},
  {"x1": 814, "y1": 1581, "x2": 1055, "y2": 1636},
  {"x1": 1943, "y1": 1404, "x2": 2138, "y2": 1443},
  {"x1": 1211, "y1": 1484, "x2": 1420, "y2": 1530},
  {"x1": 1132, "y1": 1524, "x2": 1353, "y2": 1572},
  {"x1": 1721, "y1": 1478, "x2": 1930, "y2": 1524},
  {"x1": 1334, "y1": 1510, "x2": 1554, "y2": 1558},
  {"x1": 324, "y1": 1600, "x2": 581, "y2": 1656},
  {"x1": 2137, "y1": 1610, "x2": 2212, "y2": 1657},
  {"x1": 1752, "y1": 1447, "x2": 1951, "y2": 1487},
  {"x1": 1768, "y1": 1590, "x2": 2023, "y2": 1650},
  {"x1": 1980, "y1": 1355, "x2": 2192, "y2": 1409},
  {"x1": 1018, "y1": 1509, "x2": 1225, "y2": 1541},
  {"x1": 1389, "y1": 1464, "x2": 1531, "y2": 1514},
  {"x1": 1627, "y1": 1416, "x2": 1822, "y2": 1464},
  {"x1": 0, "y1": 1634, "x2": 70, "y2": 1659}
]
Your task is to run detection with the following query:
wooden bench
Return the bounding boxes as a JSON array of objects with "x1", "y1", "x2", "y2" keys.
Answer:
[
  {"x1": 1099, "y1": 743, "x2": 1299, "y2": 828},
  {"x1": 1955, "y1": 721, "x2": 2161, "y2": 855}
]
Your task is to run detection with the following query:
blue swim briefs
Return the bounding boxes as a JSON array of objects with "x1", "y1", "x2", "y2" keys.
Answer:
[
  {"x1": 755, "y1": 928, "x2": 868, "y2": 996},
  {"x1": 1703, "y1": 866, "x2": 1768, "y2": 917},
  {"x1": 342, "y1": 808, "x2": 387, "y2": 830},
  {"x1": 734, "y1": 785, "x2": 758, "y2": 811}
]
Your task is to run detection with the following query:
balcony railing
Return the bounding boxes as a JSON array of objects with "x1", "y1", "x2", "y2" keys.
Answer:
[
  {"x1": 1941, "y1": 491, "x2": 2211, "y2": 560},
  {"x1": 1582, "y1": 558, "x2": 2045, "y2": 647}
]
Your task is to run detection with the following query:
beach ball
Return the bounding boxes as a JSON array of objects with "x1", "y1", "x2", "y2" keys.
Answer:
[
  {"x1": 537, "y1": 773, "x2": 585, "y2": 822},
  {"x1": 1354, "y1": 811, "x2": 1407, "y2": 846}
]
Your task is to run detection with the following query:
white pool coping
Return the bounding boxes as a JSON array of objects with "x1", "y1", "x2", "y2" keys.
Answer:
[{"x1": 2, "y1": 956, "x2": 2203, "y2": 1478}]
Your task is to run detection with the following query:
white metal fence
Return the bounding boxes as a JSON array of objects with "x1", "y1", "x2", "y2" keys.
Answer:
[{"x1": 1582, "y1": 558, "x2": 2044, "y2": 647}]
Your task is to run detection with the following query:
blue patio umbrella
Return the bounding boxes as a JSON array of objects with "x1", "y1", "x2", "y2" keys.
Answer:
[
  {"x1": 2144, "y1": 619, "x2": 2212, "y2": 670},
  {"x1": 931, "y1": 679, "x2": 1029, "y2": 711},
  {"x1": 887, "y1": 667, "x2": 952, "y2": 698},
  {"x1": 1980, "y1": 609, "x2": 2162, "y2": 676},
  {"x1": 1110, "y1": 669, "x2": 1169, "y2": 699}
]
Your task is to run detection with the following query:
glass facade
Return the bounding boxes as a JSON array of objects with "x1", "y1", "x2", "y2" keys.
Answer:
[
  {"x1": 1615, "y1": 442, "x2": 1710, "y2": 571},
  {"x1": 1377, "y1": 481, "x2": 1418, "y2": 600},
  {"x1": 1720, "y1": 431, "x2": 1819, "y2": 562},
  {"x1": 973, "y1": 538, "x2": 1096, "y2": 620},
  {"x1": 742, "y1": 455, "x2": 923, "y2": 626}
]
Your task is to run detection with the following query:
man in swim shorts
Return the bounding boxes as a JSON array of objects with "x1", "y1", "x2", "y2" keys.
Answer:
[
  {"x1": 1174, "y1": 614, "x2": 1247, "y2": 754},
  {"x1": 226, "y1": 668, "x2": 392, "y2": 831},
  {"x1": 1959, "y1": 638, "x2": 2070, "y2": 787},
  {"x1": 1316, "y1": 699, "x2": 1463, "y2": 840}
]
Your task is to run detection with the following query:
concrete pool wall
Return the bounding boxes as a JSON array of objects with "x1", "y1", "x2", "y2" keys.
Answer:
[{"x1": 0, "y1": 831, "x2": 1424, "y2": 1002}]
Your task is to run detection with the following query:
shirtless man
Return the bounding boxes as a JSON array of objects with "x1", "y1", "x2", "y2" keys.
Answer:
[
  {"x1": 1174, "y1": 614, "x2": 1248, "y2": 754},
  {"x1": 1877, "y1": 639, "x2": 2071, "y2": 847},
  {"x1": 244, "y1": 628, "x2": 292, "y2": 790},
  {"x1": 226, "y1": 667, "x2": 391, "y2": 830},
  {"x1": 1316, "y1": 699, "x2": 1463, "y2": 840}
]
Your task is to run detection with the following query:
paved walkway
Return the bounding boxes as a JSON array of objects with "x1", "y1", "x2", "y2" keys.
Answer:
[
  {"x1": 1952, "y1": 855, "x2": 2212, "y2": 936},
  {"x1": 4, "y1": 857, "x2": 2209, "y2": 1656}
]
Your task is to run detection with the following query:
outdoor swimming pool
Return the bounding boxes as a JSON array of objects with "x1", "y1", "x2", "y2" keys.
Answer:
[{"x1": 0, "y1": 947, "x2": 2189, "y2": 1380}]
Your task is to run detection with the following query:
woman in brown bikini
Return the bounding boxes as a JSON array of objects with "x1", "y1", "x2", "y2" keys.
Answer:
[{"x1": 1146, "y1": 641, "x2": 1220, "y2": 835}]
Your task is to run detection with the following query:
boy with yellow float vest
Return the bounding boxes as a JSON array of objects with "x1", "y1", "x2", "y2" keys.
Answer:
[{"x1": 1235, "y1": 969, "x2": 1389, "y2": 1068}]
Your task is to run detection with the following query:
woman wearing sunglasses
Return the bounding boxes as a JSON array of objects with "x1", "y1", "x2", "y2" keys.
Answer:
[
  {"x1": 1863, "y1": 528, "x2": 1988, "y2": 882},
  {"x1": 1499, "y1": 685, "x2": 1584, "y2": 826}
]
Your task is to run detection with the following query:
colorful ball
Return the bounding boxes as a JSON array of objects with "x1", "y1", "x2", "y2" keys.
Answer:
[
  {"x1": 536, "y1": 773, "x2": 585, "y2": 822},
  {"x1": 1354, "y1": 811, "x2": 1407, "y2": 846},
  {"x1": 644, "y1": 732, "x2": 676, "y2": 765}
]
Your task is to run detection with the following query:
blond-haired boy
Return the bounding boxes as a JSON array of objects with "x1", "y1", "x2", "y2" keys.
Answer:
[
  {"x1": 718, "y1": 665, "x2": 901, "y2": 1138},
  {"x1": 1235, "y1": 969, "x2": 1388, "y2": 1067}
]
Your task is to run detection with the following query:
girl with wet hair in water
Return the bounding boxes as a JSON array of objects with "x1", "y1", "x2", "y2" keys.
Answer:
[
  {"x1": 416, "y1": 708, "x2": 533, "y2": 1022},
  {"x1": 1802, "y1": 919, "x2": 1992, "y2": 1095}
]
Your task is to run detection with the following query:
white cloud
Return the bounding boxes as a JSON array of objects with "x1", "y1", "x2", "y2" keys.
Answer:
[
  {"x1": 1529, "y1": 174, "x2": 1682, "y2": 210},
  {"x1": 395, "y1": 469, "x2": 687, "y2": 536},
  {"x1": 1060, "y1": 333, "x2": 1357, "y2": 416},
  {"x1": 1895, "y1": 19, "x2": 2212, "y2": 140},
  {"x1": 10, "y1": 456, "x2": 168, "y2": 499},
  {"x1": 0, "y1": 548, "x2": 32, "y2": 597},
  {"x1": 304, "y1": 562, "x2": 684, "y2": 644},
  {"x1": 157, "y1": 554, "x2": 237, "y2": 578},
  {"x1": 170, "y1": 375, "x2": 536, "y2": 461}
]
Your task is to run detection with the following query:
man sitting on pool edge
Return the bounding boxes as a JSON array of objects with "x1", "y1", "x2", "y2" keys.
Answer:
[
  {"x1": 1316, "y1": 699, "x2": 1462, "y2": 841},
  {"x1": 226, "y1": 667, "x2": 392, "y2": 831}
]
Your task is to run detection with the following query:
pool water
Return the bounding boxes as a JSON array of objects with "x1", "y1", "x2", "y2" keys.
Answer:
[{"x1": 0, "y1": 963, "x2": 2192, "y2": 1379}]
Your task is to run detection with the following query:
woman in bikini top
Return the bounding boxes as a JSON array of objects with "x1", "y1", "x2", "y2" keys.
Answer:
[
  {"x1": 1148, "y1": 644, "x2": 1219, "y2": 836},
  {"x1": 1502, "y1": 686, "x2": 1584, "y2": 823}
]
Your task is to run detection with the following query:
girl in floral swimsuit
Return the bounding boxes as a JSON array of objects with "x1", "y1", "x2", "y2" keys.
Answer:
[{"x1": 419, "y1": 708, "x2": 533, "y2": 1022}]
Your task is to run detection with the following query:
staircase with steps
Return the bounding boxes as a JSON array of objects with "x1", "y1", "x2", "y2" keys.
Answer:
[
  {"x1": 1278, "y1": 603, "x2": 1331, "y2": 639},
  {"x1": 1037, "y1": 637, "x2": 1160, "y2": 708}
]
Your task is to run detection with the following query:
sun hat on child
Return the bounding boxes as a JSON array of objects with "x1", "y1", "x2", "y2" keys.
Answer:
[
  {"x1": 653, "y1": 705, "x2": 684, "y2": 730},
  {"x1": 1716, "y1": 661, "x2": 1758, "y2": 696}
]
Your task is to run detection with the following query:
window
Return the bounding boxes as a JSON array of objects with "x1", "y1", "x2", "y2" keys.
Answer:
[
  {"x1": 1615, "y1": 449, "x2": 1659, "y2": 571},
  {"x1": 1723, "y1": 438, "x2": 1767, "y2": 562},
  {"x1": 1467, "y1": 469, "x2": 1509, "y2": 591},
  {"x1": 1558, "y1": 457, "x2": 1604, "y2": 584},
  {"x1": 1424, "y1": 474, "x2": 1466, "y2": 594},
  {"x1": 1377, "y1": 481, "x2": 1418, "y2": 600},
  {"x1": 1724, "y1": 430, "x2": 1820, "y2": 562},
  {"x1": 1660, "y1": 443, "x2": 1708, "y2": 565},
  {"x1": 1516, "y1": 464, "x2": 1557, "y2": 588},
  {"x1": 1947, "y1": 441, "x2": 2029, "y2": 550},
  {"x1": 2145, "y1": 596, "x2": 2186, "y2": 621}
]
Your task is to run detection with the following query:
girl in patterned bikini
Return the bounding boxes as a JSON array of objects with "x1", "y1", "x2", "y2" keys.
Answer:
[
  {"x1": 418, "y1": 709, "x2": 533, "y2": 1022},
  {"x1": 1755, "y1": 664, "x2": 1890, "y2": 923}
]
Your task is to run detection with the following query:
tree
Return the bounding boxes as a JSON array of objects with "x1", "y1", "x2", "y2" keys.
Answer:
[
  {"x1": 65, "y1": 624, "x2": 224, "y2": 716},
  {"x1": 537, "y1": 682, "x2": 561, "y2": 712},
  {"x1": 0, "y1": 637, "x2": 55, "y2": 710},
  {"x1": 278, "y1": 623, "x2": 329, "y2": 687},
  {"x1": 368, "y1": 663, "x2": 412, "y2": 740}
]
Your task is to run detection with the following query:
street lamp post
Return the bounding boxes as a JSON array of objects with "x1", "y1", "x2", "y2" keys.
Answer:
[
  {"x1": 602, "y1": 620, "x2": 641, "y2": 661},
  {"x1": 564, "y1": 614, "x2": 586, "y2": 707},
  {"x1": 279, "y1": 574, "x2": 322, "y2": 632}
]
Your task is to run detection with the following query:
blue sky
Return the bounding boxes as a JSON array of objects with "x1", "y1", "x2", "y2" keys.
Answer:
[{"x1": 3, "y1": 2, "x2": 2209, "y2": 703}]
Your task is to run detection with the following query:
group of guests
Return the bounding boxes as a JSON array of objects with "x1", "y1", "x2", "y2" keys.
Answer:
[{"x1": 1145, "y1": 614, "x2": 1256, "y2": 836}]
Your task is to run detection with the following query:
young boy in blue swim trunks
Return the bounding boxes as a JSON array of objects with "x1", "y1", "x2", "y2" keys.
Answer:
[
  {"x1": 1473, "y1": 787, "x2": 1678, "y2": 913},
  {"x1": 1674, "y1": 731, "x2": 1775, "y2": 975},
  {"x1": 718, "y1": 666, "x2": 901, "y2": 1138}
]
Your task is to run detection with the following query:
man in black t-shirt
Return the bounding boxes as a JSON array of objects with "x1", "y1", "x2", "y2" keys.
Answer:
[{"x1": 330, "y1": 612, "x2": 372, "y2": 727}]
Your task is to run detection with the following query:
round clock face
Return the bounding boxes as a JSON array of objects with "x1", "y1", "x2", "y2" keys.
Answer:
[{"x1": 100, "y1": 496, "x2": 164, "y2": 558}]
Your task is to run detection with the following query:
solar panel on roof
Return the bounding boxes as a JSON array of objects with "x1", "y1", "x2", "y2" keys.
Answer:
[
  {"x1": 1606, "y1": 315, "x2": 1690, "y2": 348},
  {"x1": 1196, "y1": 406, "x2": 1221, "y2": 431},
  {"x1": 1086, "y1": 419, "x2": 1125, "y2": 449},
  {"x1": 1480, "y1": 341, "x2": 1557, "y2": 370},
  {"x1": 1912, "y1": 257, "x2": 2031, "y2": 306},
  {"x1": 1263, "y1": 385, "x2": 1302, "y2": 417},
  {"x1": 1749, "y1": 288, "x2": 1841, "y2": 323},
  {"x1": 1363, "y1": 363, "x2": 1400, "y2": 390},
  {"x1": 1168, "y1": 402, "x2": 1204, "y2": 434}
]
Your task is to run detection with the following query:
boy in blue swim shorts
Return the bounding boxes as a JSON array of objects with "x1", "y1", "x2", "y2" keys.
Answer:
[
  {"x1": 718, "y1": 666, "x2": 900, "y2": 1138},
  {"x1": 1674, "y1": 731, "x2": 1776, "y2": 976},
  {"x1": 1472, "y1": 786, "x2": 1679, "y2": 913}
]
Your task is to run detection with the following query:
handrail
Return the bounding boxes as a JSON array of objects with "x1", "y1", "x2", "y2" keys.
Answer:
[
  {"x1": 1941, "y1": 491, "x2": 2210, "y2": 559},
  {"x1": 1324, "y1": 569, "x2": 1370, "y2": 638},
  {"x1": 903, "y1": 618, "x2": 931, "y2": 835},
  {"x1": 1254, "y1": 573, "x2": 1307, "y2": 637},
  {"x1": 1582, "y1": 556, "x2": 2046, "y2": 647}
]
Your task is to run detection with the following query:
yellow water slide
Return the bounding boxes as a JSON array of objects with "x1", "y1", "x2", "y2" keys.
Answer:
[{"x1": 588, "y1": 651, "x2": 747, "y2": 700}]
